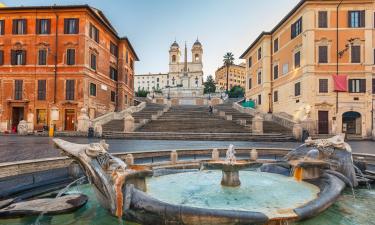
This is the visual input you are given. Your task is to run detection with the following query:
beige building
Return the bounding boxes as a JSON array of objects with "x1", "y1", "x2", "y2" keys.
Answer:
[
  {"x1": 135, "y1": 73, "x2": 168, "y2": 92},
  {"x1": 240, "y1": 0, "x2": 374, "y2": 138},
  {"x1": 215, "y1": 63, "x2": 246, "y2": 90}
]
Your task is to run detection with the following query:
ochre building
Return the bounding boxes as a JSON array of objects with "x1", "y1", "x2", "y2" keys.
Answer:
[
  {"x1": 240, "y1": 0, "x2": 374, "y2": 138},
  {"x1": 215, "y1": 63, "x2": 246, "y2": 90},
  {"x1": 0, "y1": 5, "x2": 138, "y2": 132}
]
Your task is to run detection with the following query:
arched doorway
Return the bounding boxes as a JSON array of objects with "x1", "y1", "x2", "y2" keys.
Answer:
[{"x1": 342, "y1": 111, "x2": 361, "y2": 135}]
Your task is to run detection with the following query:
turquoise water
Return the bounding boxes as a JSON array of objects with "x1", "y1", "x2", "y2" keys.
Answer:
[
  {"x1": 0, "y1": 173, "x2": 374, "y2": 225},
  {"x1": 147, "y1": 170, "x2": 320, "y2": 218}
]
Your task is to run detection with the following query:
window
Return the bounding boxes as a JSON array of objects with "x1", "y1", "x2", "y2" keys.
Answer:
[
  {"x1": 351, "y1": 45, "x2": 360, "y2": 63},
  {"x1": 110, "y1": 67, "x2": 118, "y2": 81},
  {"x1": 257, "y1": 94, "x2": 262, "y2": 105},
  {"x1": 37, "y1": 80, "x2": 46, "y2": 100},
  {"x1": 319, "y1": 79, "x2": 328, "y2": 93},
  {"x1": 130, "y1": 59, "x2": 134, "y2": 70},
  {"x1": 111, "y1": 91, "x2": 116, "y2": 102},
  {"x1": 257, "y1": 71, "x2": 262, "y2": 84},
  {"x1": 90, "y1": 83, "x2": 96, "y2": 96},
  {"x1": 36, "y1": 19, "x2": 50, "y2": 34},
  {"x1": 64, "y1": 18, "x2": 79, "y2": 34},
  {"x1": 36, "y1": 109, "x2": 47, "y2": 124},
  {"x1": 348, "y1": 11, "x2": 365, "y2": 28},
  {"x1": 66, "y1": 80, "x2": 75, "y2": 100},
  {"x1": 273, "y1": 65, "x2": 279, "y2": 80},
  {"x1": 257, "y1": 48, "x2": 262, "y2": 60},
  {"x1": 38, "y1": 49, "x2": 47, "y2": 65},
  {"x1": 89, "y1": 23, "x2": 99, "y2": 43},
  {"x1": 295, "y1": 82, "x2": 301, "y2": 96},
  {"x1": 274, "y1": 38, "x2": 279, "y2": 53},
  {"x1": 0, "y1": 20, "x2": 5, "y2": 35},
  {"x1": 90, "y1": 54, "x2": 97, "y2": 70},
  {"x1": 373, "y1": 79, "x2": 375, "y2": 94},
  {"x1": 125, "y1": 95, "x2": 128, "y2": 104},
  {"x1": 348, "y1": 79, "x2": 366, "y2": 93},
  {"x1": 11, "y1": 50, "x2": 26, "y2": 65},
  {"x1": 273, "y1": 91, "x2": 278, "y2": 102},
  {"x1": 294, "y1": 51, "x2": 301, "y2": 68},
  {"x1": 110, "y1": 42, "x2": 118, "y2": 57},
  {"x1": 248, "y1": 78, "x2": 252, "y2": 89},
  {"x1": 291, "y1": 17, "x2": 302, "y2": 39},
  {"x1": 12, "y1": 19, "x2": 27, "y2": 35},
  {"x1": 172, "y1": 55, "x2": 176, "y2": 63},
  {"x1": 318, "y1": 11, "x2": 328, "y2": 28},
  {"x1": 14, "y1": 80, "x2": 23, "y2": 100},
  {"x1": 195, "y1": 54, "x2": 199, "y2": 61},
  {"x1": 318, "y1": 46, "x2": 328, "y2": 63},
  {"x1": 125, "y1": 69, "x2": 128, "y2": 84},
  {"x1": 66, "y1": 49, "x2": 75, "y2": 65},
  {"x1": 126, "y1": 50, "x2": 129, "y2": 64},
  {"x1": 0, "y1": 50, "x2": 3, "y2": 65},
  {"x1": 282, "y1": 63, "x2": 289, "y2": 75}
]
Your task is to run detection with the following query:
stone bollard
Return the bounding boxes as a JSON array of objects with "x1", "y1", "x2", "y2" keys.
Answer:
[
  {"x1": 170, "y1": 150, "x2": 178, "y2": 164},
  {"x1": 252, "y1": 114, "x2": 264, "y2": 134},
  {"x1": 219, "y1": 111, "x2": 226, "y2": 117},
  {"x1": 226, "y1": 115, "x2": 232, "y2": 121},
  {"x1": 94, "y1": 124, "x2": 102, "y2": 137},
  {"x1": 213, "y1": 108, "x2": 218, "y2": 114},
  {"x1": 77, "y1": 108, "x2": 90, "y2": 132},
  {"x1": 124, "y1": 114, "x2": 135, "y2": 132},
  {"x1": 125, "y1": 154, "x2": 134, "y2": 165},
  {"x1": 250, "y1": 149, "x2": 258, "y2": 161},
  {"x1": 212, "y1": 148, "x2": 220, "y2": 161},
  {"x1": 17, "y1": 120, "x2": 28, "y2": 135},
  {"x1": 292, "y1": 123, "x2": 303, "y2": 141}
]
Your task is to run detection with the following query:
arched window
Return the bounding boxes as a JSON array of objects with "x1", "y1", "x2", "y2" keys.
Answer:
[
  {"x1": 172, "y1": 55, "x2": 176, "y2": 63},
  {"x1": 195, "y1": 54, "x2": 199, "y2": 62}
]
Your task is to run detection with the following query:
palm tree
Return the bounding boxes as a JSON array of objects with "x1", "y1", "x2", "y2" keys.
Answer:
[{"x1": 223, "y1": 52, "x2": 234, "y2": 93}]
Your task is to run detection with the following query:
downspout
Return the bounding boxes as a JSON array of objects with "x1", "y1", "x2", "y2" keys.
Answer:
[{"x1": 54, "y1": 10, "x2": 58, "y2": 104}]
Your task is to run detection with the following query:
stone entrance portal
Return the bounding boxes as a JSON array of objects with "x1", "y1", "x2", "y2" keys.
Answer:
[
  {"x1": 12, "y1": 107, "x2": 24, "y2": 131},
  {"x1": 318, "y1": 111, "x2": 329, "y2": 134},
  {"x1": 64, "y1": 109, "x2": 76, "y2": 131},
  {"x1": 342, "y1": 111, "x2": 361, "y2": 135}
]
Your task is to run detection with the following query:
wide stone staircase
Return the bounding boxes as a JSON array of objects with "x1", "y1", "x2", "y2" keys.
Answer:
[{"x1": 102, "y1": 102, "x2": 165, "y2": 133}]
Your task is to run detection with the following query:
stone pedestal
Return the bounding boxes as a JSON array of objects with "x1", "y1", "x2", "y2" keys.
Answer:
[
  {"x1": 170, "y1": 151, "x2": 178, "y2": 164},
  {"x1": 26, "y1": 112, "x2": 34, "y2": 133},
  {"x1": 252, "y1": 114, "x2": 263, "y2": 134},
  {"x1": 94, "y1": 124, "x2": 102, "y2": 137},
  {"x1": 17, "y1": 120, "x2": 28, "y2": 136},
  {"x1": 250, "y1": 149, "x2": 258, "y2": 161},
  {"x1": 77, "y1": 108, "x2": 90, "y2": 133},
  {"x1": 221, "y1": 165, "x2": 241, "y2": 187},
  {"x1": 212, "y1": 148, "x2": 219, "y2": 161},
  {"x1": 301, "y1": 119, "x2": 315, "y2": 135},
  {"x1": 213, "y1": 108, "x2": 218, "y2": 114},
  {"x1": 226, "y1": 115, "x2": 232, "y2": 121},
  {"x1": 125, "y1": 154, "x2": 134, "y2": 165},
  {"x1": 293, "y1": 123, "x2": 303, "y2": 141},
  {"x1": 124, "y1": 114, "x2": 135, "y2": 132}
]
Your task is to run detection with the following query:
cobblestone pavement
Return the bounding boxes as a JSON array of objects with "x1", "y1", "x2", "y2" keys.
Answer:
[{"x1": 0, "y1": 135, "x2": 373, "y2": 163}]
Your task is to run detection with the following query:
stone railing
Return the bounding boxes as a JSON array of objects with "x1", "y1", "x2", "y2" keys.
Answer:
[{"x1": 92, "y1": 102, "x2": 146, "y2": 127}]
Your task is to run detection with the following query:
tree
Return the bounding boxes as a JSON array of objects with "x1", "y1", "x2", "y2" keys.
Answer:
[
  {"x1": 135, "y1": 88, "x2": 149, "y2": 97},
  {"x1": 223, "y1": 52, "x2": 235, "y2": 93},
  {"x1": 204, "y1": 75, "x2": 216, "y2": 94},
  {"x1": 228, "y1": 85, "x2": 244, "y2": 98}
]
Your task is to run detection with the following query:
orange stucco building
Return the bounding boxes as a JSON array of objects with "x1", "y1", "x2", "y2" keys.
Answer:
[
  {"x1": 0, "y1": 5, "x2": 139, "y2": 132},
  {"x1": 241, "y1": 0, "x2": 374, "y2": 138},
  {"x1": 215, "y1": 63, "x2": 246, "y2": 90}
]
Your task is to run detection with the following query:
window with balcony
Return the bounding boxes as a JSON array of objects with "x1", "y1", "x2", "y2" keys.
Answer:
[
  {"x1": 36, "y1": 19, "x2": 51, "y2": 34},
  {"x1": 12, "y1": 19, "x2": 27, "y2": 35},
  {"x1": 64, "y1": 18, "x2": 79, "y2": 34}
]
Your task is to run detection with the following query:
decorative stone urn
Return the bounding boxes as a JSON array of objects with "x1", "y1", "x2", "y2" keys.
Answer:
[{"x1": 17, "y1": 120, "x2": 28, "y2": 136}]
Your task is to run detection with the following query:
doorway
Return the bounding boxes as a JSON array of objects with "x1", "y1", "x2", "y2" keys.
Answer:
[
  {"x1": 342, "y1": 111, "x2": 361, "y2": 135},
  {"x1": 318, "y1": 111, "x2": 329, "y2": 134},
  {"x1": 64, "y1": 109, "x2": 76, "y2": 131},
  {"x1": 12, "y1": 107, "x2": 24, "y2": 132}
]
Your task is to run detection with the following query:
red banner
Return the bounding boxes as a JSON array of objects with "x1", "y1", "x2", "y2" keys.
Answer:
[{"x1": 332, "y1": 74, "x2": 348, "y2": 92}]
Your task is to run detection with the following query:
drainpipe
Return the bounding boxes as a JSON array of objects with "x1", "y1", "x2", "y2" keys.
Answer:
[
  {"x1": 54, "y1": 11, "x2": 58, "y2": 104},
  {"x1": 336, "y1": 0, "x2": 344, "y2": 114}
]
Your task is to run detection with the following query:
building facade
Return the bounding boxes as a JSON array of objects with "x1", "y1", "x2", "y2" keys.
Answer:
[
  {"x1": 0, "y1": 5, "x2": 138, "y2": 132},
  {"x1": 215, "y1": 63, "x2": 246, "y2": 90},
  {"x1": 135, "y1": 39, "x2": 204, "y2": 91},
  {"x1": 240, "y1": 0, "x2": 374, "y2": 138}
]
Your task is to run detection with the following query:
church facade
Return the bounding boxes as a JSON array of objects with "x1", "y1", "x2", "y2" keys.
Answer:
[{"x1": 135, "y1": 40, "x2": 204, "y2": 92}]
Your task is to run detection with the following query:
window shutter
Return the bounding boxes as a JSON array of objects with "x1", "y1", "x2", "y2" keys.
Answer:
[
  {"x1": 348, "y1": 12, "x2": 351, "y2": 28},
  {"x1": 74, "y1": 19, "x2": 79, "y2": 33},
  {"x1": 291, "y1": 24, "x2": 295, "y2": 39},
  {"x1": 89, "y1": 24, "x2": 92, "y2": 38},
  {"x1": 36, "y1": 19, "x2": 40, "y2": 34},
  {"x1": 12, "y1": 20, "x2": 17, "y2": 34},
  {"x1": 360, "y1": 79, "x2": 366, "y2": 93},
  {"x1": 0, "y1": 20, "x2": 4, "y2": 35},
  {"x1": 348, "y1": 79, "x2": 353, "y2": 92},
  {"x1": 21, "y1": 51, "x2": 26, "y2": 65},
  {"x1": 360, "y1": 11, "x2": 365, "y2": 27},
  {"x1": 351, "y1": 46, "x2": 360, "y2": 63},
  {"x1": 22, "y1": 20, "x2": 27, "y2": 34},
  {"x1": 0, "y1": 51, "x2": 3, "y2": 65},
  {"x1": 47, "y1": 19, "x2": 51, "y2": 34},
  {"x1": 64, "y1": 19, "x2": 68, "y2": 34}
]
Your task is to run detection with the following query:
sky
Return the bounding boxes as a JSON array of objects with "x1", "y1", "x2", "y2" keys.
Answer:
[{"x1": 3, "y1": 0, "x2": 301, "y2": 79}]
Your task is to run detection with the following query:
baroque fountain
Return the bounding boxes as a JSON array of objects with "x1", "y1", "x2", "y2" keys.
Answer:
[{"x1": 0, "y1": 134, "x2": 373, "y2": 225}]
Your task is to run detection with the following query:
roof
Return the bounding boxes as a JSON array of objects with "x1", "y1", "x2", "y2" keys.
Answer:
[
  {"x1": 0, "y1": 4, "x2": 139, "y2": 61},
  {"x1": 216, "y1": 63, "x2": 246, "y2": 72},
  {"x1": 135, "y1": 73, "x2": 168, "y2": 77}
]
